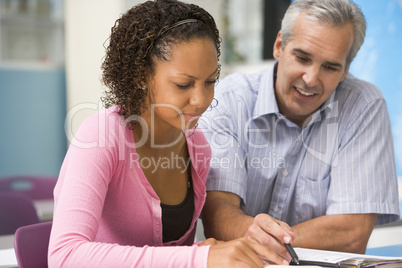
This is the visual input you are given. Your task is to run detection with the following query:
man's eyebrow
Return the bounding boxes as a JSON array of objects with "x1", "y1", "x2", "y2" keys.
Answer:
[
  {"x1": 293, "y1": 48, "x2": 312, "y2": 57},
  {"x1": 293, "y1": 48, "x2": 344, "y2": 68}
]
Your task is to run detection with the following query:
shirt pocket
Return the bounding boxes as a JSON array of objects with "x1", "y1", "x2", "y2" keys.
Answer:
[{"x1": 294, "y1": 175, "x2": 330, "y2": 224}]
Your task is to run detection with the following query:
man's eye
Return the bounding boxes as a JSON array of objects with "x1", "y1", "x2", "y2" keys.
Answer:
[
  {"x1": 296, "y1": 56, "x2": 308, "y2": 63},
  {"x1": 324, "y1": 65, "x2": 338, "y2": 72}
]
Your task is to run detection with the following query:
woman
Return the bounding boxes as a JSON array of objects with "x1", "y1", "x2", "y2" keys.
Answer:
[{"x1": 48, "y1": 0, "x2": 289, "y2": 267}]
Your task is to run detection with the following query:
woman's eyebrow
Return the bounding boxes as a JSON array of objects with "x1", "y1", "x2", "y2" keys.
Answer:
[{"x1": 177, "y1": 67, "x2": 219, "y2": 79}]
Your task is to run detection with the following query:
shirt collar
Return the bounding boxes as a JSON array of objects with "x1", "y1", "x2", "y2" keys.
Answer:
[{"x1": 252, "y1": 62, "x2": 279, "y2": 119}]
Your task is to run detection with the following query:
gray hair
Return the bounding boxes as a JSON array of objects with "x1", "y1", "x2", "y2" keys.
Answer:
[{"x1": 280, "y1": 0, "x2": 366, "y2": 68}]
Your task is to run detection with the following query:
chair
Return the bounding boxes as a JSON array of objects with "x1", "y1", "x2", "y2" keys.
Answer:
[
  {"x1": 0, "y1": 192, "x2": 40, "y2": 235},
  {"x1": 0, "y1": 175, "x2": 57, "y2": 200},
  {"x1": 14, "y1": 221, "x2": 52, "y2": 268}
]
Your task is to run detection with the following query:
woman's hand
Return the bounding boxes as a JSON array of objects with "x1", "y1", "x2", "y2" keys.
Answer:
[{"x1": 200, "y1": 237, "x2": 289, "y2": 267}]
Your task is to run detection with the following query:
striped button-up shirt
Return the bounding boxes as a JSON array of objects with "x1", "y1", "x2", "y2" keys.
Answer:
[{"x1": 199, "y1": 63, "x2": 400, "y2": 226}]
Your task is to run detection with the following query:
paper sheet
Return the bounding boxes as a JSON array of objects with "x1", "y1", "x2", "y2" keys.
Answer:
[{"x1": 295, "y1": 247, "x2": 400, "y2": 264}]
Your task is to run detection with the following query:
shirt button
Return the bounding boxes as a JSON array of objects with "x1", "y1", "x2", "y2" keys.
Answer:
[
  {"x1": 273, "y1": 207, "x2": 279, "y2": 213},
  {"x1": 282, "y1": 170, "x2": 288, "y2": 176}
]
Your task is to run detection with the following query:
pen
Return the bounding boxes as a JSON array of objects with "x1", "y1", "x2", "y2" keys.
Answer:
[
  {"x1": 284, "y1": 243, "x2": 299, "y2": 265},
  {"x1": 276, "y1": 221, "x2": 299, "y2": 265}
]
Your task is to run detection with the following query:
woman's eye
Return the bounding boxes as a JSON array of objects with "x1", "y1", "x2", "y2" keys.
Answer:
[
  {"x1": 206, "y1": 79, "x2": 217, "y2": 85},
  {"x1": 176, "y1": 84, "x2": 190, "y2": 89}
]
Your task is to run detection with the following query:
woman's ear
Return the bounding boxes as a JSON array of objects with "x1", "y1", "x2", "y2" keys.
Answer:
[{"x1": 143, "y1": 69, "x2": 153, "y2": 91}]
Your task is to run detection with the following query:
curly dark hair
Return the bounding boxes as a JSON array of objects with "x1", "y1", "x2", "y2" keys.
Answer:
[{"x1": 101, "y1": 0, "x2": 221, "y2": 126}]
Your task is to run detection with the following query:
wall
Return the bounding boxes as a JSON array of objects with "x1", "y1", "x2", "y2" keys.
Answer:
[
  {"x1": 0, "y1": 66, "x2": 66, "y2": 176},
  {"x1": 0, "y1": 0, "x2": 66, "y2": 177},
  {"x1": 64, "y1": 0, "x2": 123, "y2": 141}
]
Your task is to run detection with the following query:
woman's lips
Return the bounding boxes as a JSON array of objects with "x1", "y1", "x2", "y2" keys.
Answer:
[{"x1": 183, "y1": 113, "x2": 201, "y2": 121}]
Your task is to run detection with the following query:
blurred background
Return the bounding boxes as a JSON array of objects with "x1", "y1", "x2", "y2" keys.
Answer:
[{"x1": 0, "y1": 0, "x2": 401, "y2": 217}]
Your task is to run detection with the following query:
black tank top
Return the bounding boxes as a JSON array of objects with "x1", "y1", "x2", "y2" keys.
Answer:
[{"x1": 160, "y1": 178, "x2": 194, "y2": 243}]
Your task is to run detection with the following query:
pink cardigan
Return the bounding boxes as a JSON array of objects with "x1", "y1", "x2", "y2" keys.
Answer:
[{"x1": 48, "y1": 106, "x2": 212, "y2": 268}]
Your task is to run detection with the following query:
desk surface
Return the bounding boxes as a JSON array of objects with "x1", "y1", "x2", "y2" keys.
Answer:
[
  {"x1": 0, "y1": 235, "x2": 17, "y2": 268},
  {"x1": 0, "y1": 235, "x2": 14, "y2": 250},
  {"x1": 33, "y1": 199, "x2": 54, "y2": 222}
]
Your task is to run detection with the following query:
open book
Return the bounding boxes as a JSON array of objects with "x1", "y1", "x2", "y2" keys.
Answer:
[{"x1": 295, "y1": 248, "x2": 402, "y2": 267}]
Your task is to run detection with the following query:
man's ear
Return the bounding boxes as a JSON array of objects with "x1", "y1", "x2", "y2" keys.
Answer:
[
  {"x1": 273, "y1": 31, "x2": 283, "y2": 60},
  {"x1": 340, "y1": 66, "x2": 349, "y2": 82}
]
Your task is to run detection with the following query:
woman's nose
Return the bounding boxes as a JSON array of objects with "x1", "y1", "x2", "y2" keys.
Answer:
[{"x1": 189, "y1": 87, "x2": 207, "y2": 108}]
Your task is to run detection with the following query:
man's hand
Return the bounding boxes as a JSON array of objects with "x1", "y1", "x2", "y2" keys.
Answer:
[
  {"x1": 202, "y1": 191, "x2": 295, "y2": 260},
  {"x1": 247, "y1": 213, "x2": 296, "y2": 256}
]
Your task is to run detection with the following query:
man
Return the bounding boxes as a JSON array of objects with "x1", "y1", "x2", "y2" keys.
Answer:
[{"x1": 199, "y1": 0, "x2": 400, "y2": 255}]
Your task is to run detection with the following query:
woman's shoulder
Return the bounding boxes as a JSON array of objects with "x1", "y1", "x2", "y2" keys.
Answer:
[
  {"x1": 69, "y1": 105, "x2": 129, "y2": 146},
  {"x1": 77, "y1": 105, "x2": 126, "y2": 131}
]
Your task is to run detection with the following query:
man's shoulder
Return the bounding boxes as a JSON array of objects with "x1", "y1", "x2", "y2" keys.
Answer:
[
  {"x1": 217, "y1": 68, "x2": 269, "y2": 95},
  {"x1": 338, "y1": 73, "x2": 384, "y2": 103},
  {"x1": 215, "y1": 68, "x2": 271, "y2": 109}
]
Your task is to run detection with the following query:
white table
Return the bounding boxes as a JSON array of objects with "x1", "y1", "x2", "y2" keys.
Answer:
[
  {"x1": 0, "y1": 235, "x2": 17, "y2": 268},
  {"x1": 33, "y1": 199, "x2": 54, "y2": 222},
  {"x1": 0, "y1": 235, "x2": 14, "y2": 250}
]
